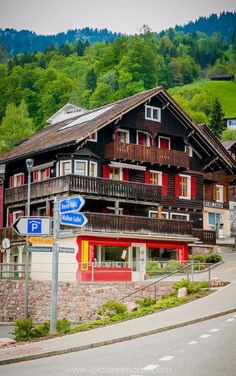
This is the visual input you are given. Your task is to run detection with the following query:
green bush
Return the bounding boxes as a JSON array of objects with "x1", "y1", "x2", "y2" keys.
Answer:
[
  {"x1": 136, "y1": 297, "x2": 156, "y2": 308},
  {"x1": 31, "y1": 321, "x2": 50, "y2": 338},
  {"x1": 162, "y1": 260, "x2": 181, "y2": 273},
  {"x1": 173, "y1": 279, "x2": 201, "y2": 294},
  {"x1": 198, "y1": 281, "x2": 209, "y2": 288},
  {"x1": 193, "y1": 254, "x2": 206, "y2": 263},
  {"x1": 97, "y1": 300, "x2": 128, "y2": 318},
  {"x1": 12, "y1": 317, "x2": 34, "y2": 342},
  {"x1": 146, "y1": 261, "x2": 159, "y2": 276},
  {"x1": 57, "y1": 318, "x2": 71, "y2": 334},
  {"x1": 205, "y1": 253, "x2": 222, "y2": 263}
]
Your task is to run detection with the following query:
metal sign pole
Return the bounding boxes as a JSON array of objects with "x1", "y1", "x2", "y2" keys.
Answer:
[
  {"x1": 24, "y1": 170, "x2": 31, "y2": 318},
  {"x1": 50, "y1": 198, "x2": 60, "y2": 333}
]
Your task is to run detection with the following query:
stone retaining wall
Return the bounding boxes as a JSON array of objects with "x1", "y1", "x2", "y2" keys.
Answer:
[{"x1": 0, "y1": 280, "x2": 173, "y2": 323}]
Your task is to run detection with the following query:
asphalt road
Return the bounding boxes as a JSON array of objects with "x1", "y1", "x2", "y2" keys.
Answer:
[{"x1": 1, "y1": 312, "x2": 236, "y2": 376}]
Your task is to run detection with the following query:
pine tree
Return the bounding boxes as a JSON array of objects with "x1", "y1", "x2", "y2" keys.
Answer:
[
  {"x1": 0, "y1": 100, "x2": 34, "y2": 153},
  {"x1": 209, "y1": 98, "x2": 225, "y2": 138}
]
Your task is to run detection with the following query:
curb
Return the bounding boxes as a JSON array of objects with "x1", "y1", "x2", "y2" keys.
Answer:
[{"x1": 1, "y1": 306, "x2": 236, "y2": 366}]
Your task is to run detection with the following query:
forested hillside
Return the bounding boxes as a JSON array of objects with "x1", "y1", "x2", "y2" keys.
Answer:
[{"x1": 0, "y1": 15, "x2": 236, "y2": 151}]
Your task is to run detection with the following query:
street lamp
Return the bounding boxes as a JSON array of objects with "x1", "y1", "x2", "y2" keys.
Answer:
[{"x1": 24, "y1": 158, "x2": 34, "y2": 318}]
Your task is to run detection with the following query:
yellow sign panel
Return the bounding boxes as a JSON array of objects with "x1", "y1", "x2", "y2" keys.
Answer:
[
  {"x1": 81, "y1": 240, "x2": 89, "y2": 271},
  {"x1": 28, "y1": 237, "x2": 53, "y2": 246}
]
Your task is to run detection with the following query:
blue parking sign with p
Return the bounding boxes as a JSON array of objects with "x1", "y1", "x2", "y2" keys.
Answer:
[{"x1": 28, "y1": 219, "x2": 42, "y2": 234}]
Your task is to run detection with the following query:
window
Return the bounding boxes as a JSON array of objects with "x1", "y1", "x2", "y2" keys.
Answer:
[
  {"x1": 159, "y1": 136, "x2": 170, "y2": 150},
  {"x1": 74, "y1": 160, "x2": 87, "y2": 176},
  {"x1": 145, "y1": 105, "x2": 161, "y2": 122},
  {"x1": 88, "y1": 132, "x2": 97, "y2": 142},
  {"x1": 149, "y1": 210, "x2": 169, "y2": 219},
  {"x1": 137, "y1": 131, "x2": 153, "y2": 146},
  {"x1": 109, "y1": 167, "x2": 121, "y2": 181},
  {"x1": 170, "y1": 213, "x2": 189, "y2": 221},
  {"x1": 34, "y1": 167, "x2": 50, "y2": 182},
  {"x1": 179, "y1": 175, "x2": 191, "y2": 199},
  {"x1": 60, "y1": 160, "x2": 72, "y2": 176},
  {"x1": 89, "y1": 161, "x2": 97, "y2": 177},
  {"x1": 216, "y1": 185, "x2": 223, "y2": 202},
  {"x1": 10, "y1": 173, "x2": 24, "y2": 187},
  {"x1": 185, "y1": 145, "x2": 193, "y2": 157},
  {"x1": 208, "y1": 213, "x2": 222, "y2": 227},
  {"x1": 150, "y1": 171, "x2": 162, "y2": 186},
  {"x1": 116, "y1": 129, "x2": 129, "y2": 143},
  {"x1": 228, "y1": 120, "x2": 236, "y2": 127}
]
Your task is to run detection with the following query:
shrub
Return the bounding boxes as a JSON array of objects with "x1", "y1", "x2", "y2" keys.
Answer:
[
  {"x1": 12, "y1": 317, "x2": 34, "y2": 342},
  {"x1": 32, "y1": 321, "x2": 50, "y2": 338},
  {"x1": 57, "y1": 318, "x2": 71, "y2": 334},
  {"x1": 193, "y1": 254, "x2": 206, "y2": 263},
  {"x1": 146, "y1": 261, "x2": 159, "y2": 276},
  {"x1": 136, "y1": 297, "x2": 156, "y2": 308},
  {"x1": 162, "y1": 260, "x2": 181, "y2": 273},
  {"x1": 205, "y1": 253, "x2": 222, "y2": 263},
  {"x1": 173, "y1": 279, "x2": 200, "y2": 294},
  {"x1": 97, "y1": 300, "x2": 128, "y2": 318},
  {"x1": 198, "y1": 281, "x2": 209, "y2": 288}
]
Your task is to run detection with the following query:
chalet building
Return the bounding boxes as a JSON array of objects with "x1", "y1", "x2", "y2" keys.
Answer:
[{"x1": 0, "y1": 87, "x2": 235, "y2": 282}]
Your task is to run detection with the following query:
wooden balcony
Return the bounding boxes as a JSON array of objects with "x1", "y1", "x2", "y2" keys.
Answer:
[
  {"x1": 192, "y1": 229, "x2": 216, "y2": 245},
  {"x1": 104, "y1": 142, "x2": 190, "y2": 168},
  {"x1": 77, "y1": 212, "x2": 193, "y2": 238},
  {"x1": 5, "y1": 175, "x2": 162, "y2": 205}
]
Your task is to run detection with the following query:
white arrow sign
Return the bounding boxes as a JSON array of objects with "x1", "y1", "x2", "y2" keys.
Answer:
[{"x1": 12, "y1": 217, "x2": 51, "y2": 236}]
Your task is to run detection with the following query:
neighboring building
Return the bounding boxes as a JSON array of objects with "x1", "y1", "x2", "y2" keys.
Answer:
[
  {"x1": 224, "y1": 117, "x2": 236, "y2": 130},
  {"x1": 0, "y1": 87, "x2": 235, "y2": 282},
  {"x1": 223, "y1": 140, "x2": 236, "y2": 235},
  {"x1": 46, "y1": 103, "x2": 87, "y2": 125},
  {"x1": 210, "y1": 74, "x2": 234, "y2": 81}
]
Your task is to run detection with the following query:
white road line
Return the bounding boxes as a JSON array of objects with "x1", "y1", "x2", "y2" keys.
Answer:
[
  {"x1": 159, "y1": 356, "x2": 174, "y2": 361},
  {"x1": 143, "y1": 364, "x2": 160, "y2": 370},
  {"x1": 188, "y1": 340, "x2": 198, "y2": 345},
  {"x1": 226, "y1": 318, "x2": 235, "y2": 322},
  {"x1": 199, "y1": 334, "x2": 211, "y2": 339},
  {"x1": 209, "y1": 328, "x2": 220, "y2": 332}
]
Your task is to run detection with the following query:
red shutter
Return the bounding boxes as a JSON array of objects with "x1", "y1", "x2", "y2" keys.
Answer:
[
  {"x1": 46, "y1": 167, "x2": 50, "y2": 179},
  {"x1": 20, "y1": 173, "x2": 24, "y2": 185},
  {"x1": 191, "y1": 176, "x2": 197, "y2": 199},
  {"x1": 144, "y1": 171, "x2": 151, "y2": 184},
  {"x1": 123, "y1": 168, "x2": 129, "y2": 181},
  {"x1": 9, "y1": 213, "x2": 13, "y2": 226},
  {"x1": 33, "y1": 170, "x2": 38, "y2": 182},
  {"x1": 174, "y1": 174, "x2": 181, "y2": 197},
  {"x1": 103, "y1": 165, "x2": 110, "y2": 178},
  {"x1": 159, "y1": 138, "x2": 170, "y2": 150},
  {"x1": 162, "y1": 173, "x2": 168, "y2": 196},
  {"x1": 10, "y1": 176, "x2": 14, "y2": 188},
  {"x1": 138, "y1": 132, "x2": 145, "y2": 145},
  {"x1": 102, "y1": 208, "x2": 109, "y2": 213}
]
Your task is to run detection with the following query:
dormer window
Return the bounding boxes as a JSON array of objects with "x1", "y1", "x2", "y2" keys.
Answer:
[{"x1": 145, "y1": 105, "x2": 161, "y2": 122}]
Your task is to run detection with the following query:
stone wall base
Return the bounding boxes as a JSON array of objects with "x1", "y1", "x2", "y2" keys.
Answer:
[
  {"x1": 189, "y1": 244, "x2": 221, "y2": 255},
  {"x1": 0, "y1": 280, "x2": 173, "y2": 323}
]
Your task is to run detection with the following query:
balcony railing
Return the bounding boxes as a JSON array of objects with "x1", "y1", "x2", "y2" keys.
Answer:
[
  {"x1": 104, "y1": 142, "x2": 190, "y2": 168},
  {"x1": 192, "y1": 229, "x2": 216, "y2": 245},
  {"x1": 77, "y1": 212, "x2": 193, "y2": 237},
  {"x1": 5, "y1": 175, "x2": 162, "y2": 205}
]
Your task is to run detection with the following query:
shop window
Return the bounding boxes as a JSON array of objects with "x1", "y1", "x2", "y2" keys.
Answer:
[
  {"x1": 74, "y1": 160, "x2": 88, "y2": 176},
  {"x1": 145, "y1": 105, "x2": 161, "y2": 122},
  {"x1": 208, "y1": 213, "x2": 222, "y2": 228}
]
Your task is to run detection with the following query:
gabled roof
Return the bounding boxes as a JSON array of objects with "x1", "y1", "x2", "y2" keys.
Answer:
[
  {"x1": 0, "y1": 86, "x2": 236, "y2": 174},
  {"x1": 46, "y1": 103, "x2": 87, "y2": 124}
]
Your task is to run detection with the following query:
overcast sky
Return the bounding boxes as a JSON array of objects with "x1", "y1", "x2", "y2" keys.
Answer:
[{"x1": 0, "y1": 0, "x2": 236, "y2": 35}]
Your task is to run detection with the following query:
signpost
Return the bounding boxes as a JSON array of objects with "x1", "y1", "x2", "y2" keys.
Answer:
[
  {"x1": 60, "y1": 212, "x2": 88, "y2": 227},
  {"x1": 12, "y1": 217, "x2": 51, "y2": 236},
  {"x1": 60, "y1": 196, "x2": 85, "y2": 214},
  {"x1": 26, "y1": 246, "x2": 74, "y2": 253}
]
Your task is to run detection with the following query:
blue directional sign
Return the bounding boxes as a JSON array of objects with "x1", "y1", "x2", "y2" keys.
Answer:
[
  {"x1": 12, "y1": 217, "x2": 51, "y2": 236},
  {"x1": 60, "y1": 212, "x2": 88, "y2": 227},
  {"x1": 59, "y1": 196, "x2": 85, "y2": 214}
]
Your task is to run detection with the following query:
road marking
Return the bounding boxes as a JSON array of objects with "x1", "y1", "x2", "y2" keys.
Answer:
[
  {"x1": 226, "y1": 318, "x2": 235, "y2": 322},
  {"x1": 159, "y1": 356, "x2": 174, "y2": 361},
  {"x1": 188, "y1": 341, "x2": 198, "y2": 345},
  {"x1": 209, "y1": 328, "x2": 220, "y2": 332},
  {"x1": 143, "y1": 364, "x2": 160, "y2": 370},
  {"x1": 199, "y1": 334, "x2": 211, "y2": 339}
]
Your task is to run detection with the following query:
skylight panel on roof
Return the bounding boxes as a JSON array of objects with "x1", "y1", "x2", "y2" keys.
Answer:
[{"x1": 59, "y1": 105, "x2": 114, "y2": 130}]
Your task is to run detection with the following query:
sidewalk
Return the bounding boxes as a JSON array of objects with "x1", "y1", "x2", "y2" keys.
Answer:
[{"x1": 1, "y1": 278, "x2": 236, "y2": 365}]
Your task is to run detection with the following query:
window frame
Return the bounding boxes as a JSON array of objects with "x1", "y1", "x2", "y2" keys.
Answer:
[
  {"x1": 149, "y1": 170, "x2": 162, "y2": 186},
  {"x1": 59, "y1": 160, "x2": 72, "y2": 176},
  {"x1": 216, "y1": 184, "x2": 224, "y2": 203},
  {"x1": 145, "y1": 105, "x2": 161, "y2": 122},
  {"x1": 109, "y1": 166, "x2": 122, "y2": 181},
  {"x1": 74, "y1": 160, "x2": 88, "y2": 176},
  {"x1": 117, "y1": 129, "x2": 130, "y2": 144},
  {"x1": 88, "y1": 132, "x2": 98, "y2": 142},
  {"x1": 170, "y1": 212, "x2": 190, "y2": 221},
  {"x1": 89, "y1": 161, "x2": 98, "y2": 177},
  {"x1": 158, "y1": 136, "x2": 171, "y2": 150},
  {"x1": 13, "y1": 173, "x2": 24, "y2": 187},
  {"x1": 149, "y1": 210, "x2": 169, "y2": 219},
  {"x1": 179, "y1": 174, "x2": 191, "y2": 200},
  {"x1": 137, "y1": 130, "x2": 151, "y2": 146}
]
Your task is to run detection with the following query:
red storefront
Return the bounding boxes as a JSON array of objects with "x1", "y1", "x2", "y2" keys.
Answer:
[{"x1": 76, "y1": 235, "x2": 189, "y2": 282}]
